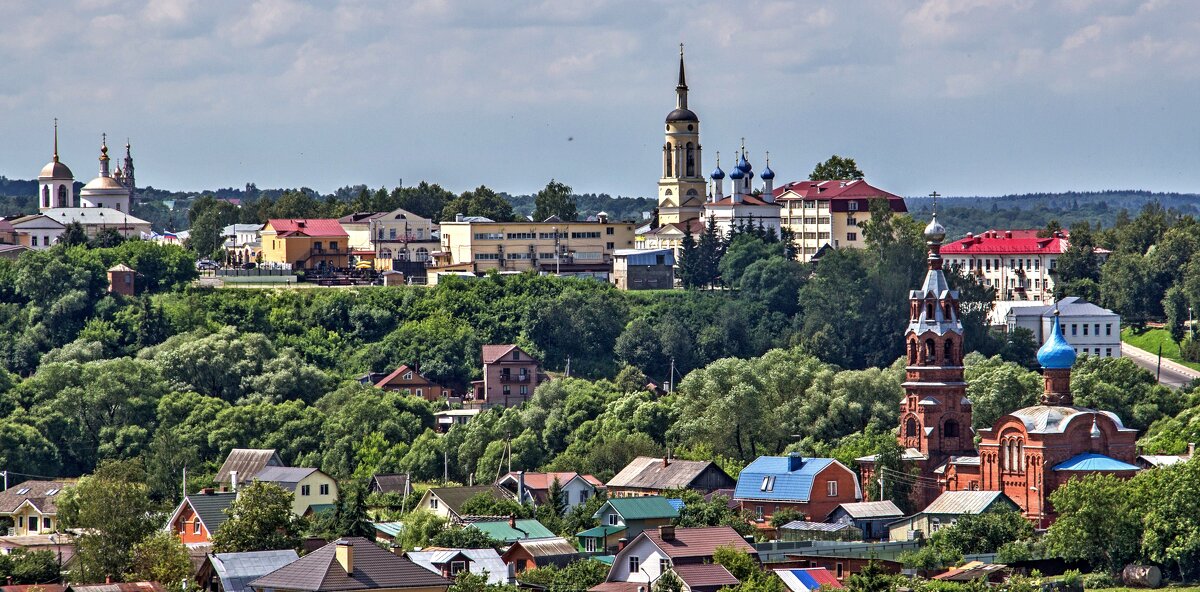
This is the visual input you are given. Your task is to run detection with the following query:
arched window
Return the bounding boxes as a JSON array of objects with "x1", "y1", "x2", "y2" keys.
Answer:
[
  {"x1": 42, "y1": 186, "x2": 49, "y2": 208},
  {"x1": 686, "y1": 189, "x2": 698, "y2": 197},
  {"x1": 905, "y1": 417, "x2": 918, "y2": 438},
  {"x1": 926, "y1": 300, "x2": 935, "y2": 319},
  {"x1": 57, "y1": 185, "x2": 67, "y2": 207},
  {"x1": 944, "y1": 339, "x2": 954, "y2": 365},
  {"x1": 664, "y1": 144, "x2": 673, "y2": 177},
  {"x1": 379, "y1": 248, "x2": 392, "y2": 259},
  {"x1": 416, "y1": 247, "x2": 429, "y2": 262},
  {"x1": 944, "y1": 420, "x2": 959, "y2": 438},
  {"x1": 923, "y1": 339, "x2": 935, "y2": 364},
  {"x1": 907, "y1": 340, "x2": 917, "y2": 364},
  {"x1": 664, "y1": 189, "x2": 673, "y2": 196},
  {"x1": 685, "y1": 142, "x2": 695, "y2": 177}
]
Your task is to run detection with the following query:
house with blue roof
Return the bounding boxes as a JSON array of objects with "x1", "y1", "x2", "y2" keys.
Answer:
[{"x1": 733, "y1": 455, "x2": 861, "y2": 528}]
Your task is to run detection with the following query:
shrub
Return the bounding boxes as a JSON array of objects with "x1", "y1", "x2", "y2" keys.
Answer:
[{"x1": 1080, "y1": 572, "x2": 1116, "y2": 589}]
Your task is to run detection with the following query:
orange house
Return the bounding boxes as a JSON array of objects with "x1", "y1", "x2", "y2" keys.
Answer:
[
  {"x1": 260, "y1": 219, "x2": 350, "y2": 270},
  {"x1": 375, "y1": 365, "x2": 452, "y2": 400},
  {"x1": 165, "y1": 491, "x2": 237, "y2": 546}
]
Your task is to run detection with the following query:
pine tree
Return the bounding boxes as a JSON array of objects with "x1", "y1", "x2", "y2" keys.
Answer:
[
  {"x1": 678, "y1": 230, "x2": 700, "y2": 288},
  {"x1": 546, "y1": 477, "x2": 567, "y2": 516}
]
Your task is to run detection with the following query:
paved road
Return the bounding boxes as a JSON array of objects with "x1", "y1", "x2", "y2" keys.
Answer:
[{"x1": 1121, "y1": 343, "x2": 1200, "y2": 389}]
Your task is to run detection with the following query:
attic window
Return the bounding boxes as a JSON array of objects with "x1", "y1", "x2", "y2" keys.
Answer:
[
  {"x1": 15, "y1": 488, "x2": 30, "y2": 495},
  {"x1": 760, "y1": 476, "x2": 776, "y2": 492},
  {"x1": 45, "y1": 489, "x2": 59, "y2": 496}
]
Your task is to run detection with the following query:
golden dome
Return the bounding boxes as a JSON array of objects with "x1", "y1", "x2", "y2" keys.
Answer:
[
  {"x1": 39, "y1": 159, "x2": 74, "y2": 180},
  {"x1": 82, "y1": 175, "x2": 126, "y2": 191}
]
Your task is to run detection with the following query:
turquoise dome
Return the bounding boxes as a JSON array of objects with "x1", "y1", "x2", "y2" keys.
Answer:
[{"x1": 1038, "y1": 311, "x2": 1077, "y2": 369}]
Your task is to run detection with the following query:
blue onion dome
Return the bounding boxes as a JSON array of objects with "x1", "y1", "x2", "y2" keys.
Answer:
[
  {"x1": 1037, "y1": 310, "x2": 1078, "y2": 370},
  {"x1": 711, "y1": 165, "x2": 725, "y2": 180},
  {"x1": 761, "y1": 164, "x2": 775, "y2": 180},
  {"x1": 729, "y1": 166, "x2": 744, "y2": 180},
  {"x1": 737, "y1": 152, "x2": 752, "y2": 173}
]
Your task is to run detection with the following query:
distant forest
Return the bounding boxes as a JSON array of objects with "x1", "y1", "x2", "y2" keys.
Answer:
[
  {"x1": 907, "y1": 190, "x2": 1200, "y2": 237},
  {"x1": 1, "y1": 174, "x2": 1197, "y2": 234}
]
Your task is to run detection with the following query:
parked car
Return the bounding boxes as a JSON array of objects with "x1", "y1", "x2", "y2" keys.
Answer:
[{"x1": 196, "y1": 259, "x2": 219, "y2": 270}]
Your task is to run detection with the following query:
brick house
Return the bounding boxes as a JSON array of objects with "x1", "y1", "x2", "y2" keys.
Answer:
[
  {"x1": 166, "y1": 490, "x2": 238, "y2": 546},
  {"x1": 733, "y1": 455, "x2": 861, "y2": 526},
  {"x1": 470, "y1": 345, "x2": 548, "y2": 407},
  {"x1": 374, "y1": 365, "x2": 452, "y2": 400}
]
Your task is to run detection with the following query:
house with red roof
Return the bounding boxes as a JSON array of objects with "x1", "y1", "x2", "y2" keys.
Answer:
[
  {"x1": 772, "y1": 179, "x2": 907, "y2": 262},
  {"x1": 260, "y1": 218, "x2": 349, "y2": 270},
  {"x1": 593, "y1": 525, "x2": 755, "y2": 592},
  {"x1": 375, "y1": 365, "x2": 452, "y2": 400},
  {"x1": 940, "y1": 229, "x2": 1079, "y2": 303},
  {"x1": 496, "y1": 471, "x2": 604, "y2": 512},
  {"x1": 470, "y1": 345, "x2": 548, "y2": 407}
]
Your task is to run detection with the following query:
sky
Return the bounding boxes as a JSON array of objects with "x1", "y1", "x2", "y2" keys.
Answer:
[{"x1": 2, "y1": 0, "x2": 1199, "y2": 199}]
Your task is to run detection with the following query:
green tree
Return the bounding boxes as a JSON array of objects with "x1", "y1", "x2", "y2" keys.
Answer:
[
  {"x1": 677, "y1": 230, "x2": 700, "y2": 288},
  {"x1": 57, "y1": 460, "x2": 157, "y2": 583},
  {"x1": 809, "y1": 155, "x2": 864, "y2": 181},
  {"x1": 60, "y1": 222, "x2": 90, "y2": 247},
  {"x1": 332, "y1": 479, "x2": 374, "y2": 539},
  {"x1": 442, "y1": 185, "x2": 515, "y2": 222},
  {"x1": 533, "y1": 180, "x2": 578, "y2": 222},
  {"x1": 653, "y1": 569, "x2": 684, "y2": 592},
  {"x1": 1045, "y1": 473, "x2": 1142, "y2": 572},
  {"x1": 127, "y1": 531, "x2": 192, "y2": 585},
  {"x1": 963, "y1": 354, "x2": 1040, "y2": 430},
  {"x1": 460, "y1": 492, "x2": 533, "y2": 518},
  {"x1": 89, "y1": 228, "x2": 126, "y2": 249},
  {"x1": 398, "y1": 510, "x2": 449, "y2": 550},
  {"x1": 935, "y1": 508, "x2": 1034, "y2": 555},
  {"x1": 719, "y1": 234, "x2": 777, "y2": 289},
  {"x1": 211, "y1": 482, "x2": 302, "y2": 553},
  {"x1": 845, "y1": 560, "x2": 894, "y2": 592},
  {"x1": 431, "y1": 527, "x2": 501, "y2": 549}
]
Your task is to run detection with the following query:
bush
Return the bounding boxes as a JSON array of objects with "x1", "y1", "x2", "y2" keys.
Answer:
[
  {"x1": 1059, "y1": 569, "x2": 1082, "y2": 591},
  {"x1": 1080, "y1": 572, "x2": 1116, "y2": 589},
  {"x1": 1181, "y1": 335, "x2": 1200, "y2": 363}
]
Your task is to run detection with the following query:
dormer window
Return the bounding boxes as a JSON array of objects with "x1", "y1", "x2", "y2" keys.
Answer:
[
  {"x1": 16, "y1": 488, "x2": 30, "y2": 495},
  {"x1": 760, "y1": 476, "x2": 776, "y2": 492}
]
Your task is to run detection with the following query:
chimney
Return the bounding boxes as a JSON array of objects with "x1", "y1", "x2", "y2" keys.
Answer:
[
  {"x1": 658, "y1": 525, "x2": 675, "y2": 541},
  {"x1": 509, "y1": 513, "x2": 517, "y2": 528},
  {"x1": 231, "y1": 470, "x2": 238, "y2": 492},
  {"x1": 1190, "y1": 443, "x2": 1196, "y2": 458},
  {"x1": 517, "y1": 471, "x2": 526, "y2": 505},
  {"x1": 1005, "y1": 230, "x2": 1012, "y2": 238},
  {"x1": 662, "y1": 456, "x2": 670, "y2": 468},
  {"x1": 456, "y1": 213, "x2": 464, "y2": 222},
  {"x1": 390, "y1": 544, "x2": 403, "y2": 557},
  {"x1": 788, "y1": 452, "x2": 804, "y2": 472},
  {"x1": 965, "y1": 232, "x2": 973, "y2": 239},
  {"x1": 617, "y1": 537, "x2": 628, "y2": 551},
  {"x1": 335, "y1": 539, "x2": 354, "y2": 574},
  {"x1": 598, "y1": 212, "x2": 609, "y2": 224},
  {"x1": 201, "y1": 487, "x2": 214, "y2": 495}
]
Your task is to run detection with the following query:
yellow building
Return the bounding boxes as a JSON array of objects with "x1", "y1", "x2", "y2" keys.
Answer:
[
  {"x1": 260, "y1": 218, "x2": 350, "y2": 270},
  {"x1": 774, "y1": 179, "x2": 908, "y2": 262},
  {"x1": 253, "y1": 467, "x2": 340, "y2": 516},
  {"x1": 657, "y1": 47, "x2": 706, "y2": 226},
  {"x1": 0, "y1": 480, "x2": 69, "y2": 535},
  {"x1": 436, "y1": 216, "x2": 636, "y2": 273}
]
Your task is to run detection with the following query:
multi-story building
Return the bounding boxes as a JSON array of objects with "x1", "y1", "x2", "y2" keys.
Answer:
[
  {"x1": 470, "y1": 344, "x2": 549, "y2": 407},
  {"x1": 339, "y1": 207, "x2": 440, "y2": 264},
  {"x1": 436, "y1": 216, "x2": 636, "y2": 275},
  {"x1": 1007, "y1": 297, "x2": 1121, "y2": 359},
  {"x1": 773, "y1": 179, "x2": 908, "y2": 262},
  {"x1": 941, "y1": 229, "x2": 1075, "y2": 302},
  {"x1": 612, "y1": 248, "x2": 675, "y2": 290},
  {"x1": 260, "y1": 218, "x2": 349, "y2": 270},
  {"x1": 656, "y1": 47, "x2": 707, "y2": 226}
]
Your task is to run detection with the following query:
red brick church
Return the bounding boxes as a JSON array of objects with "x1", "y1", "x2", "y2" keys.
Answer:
[{"x1": 860, "y1": 215, "x2": 1140, "y2": 527}]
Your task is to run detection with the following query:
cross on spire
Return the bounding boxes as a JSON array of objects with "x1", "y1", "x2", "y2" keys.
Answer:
[{"x1": 929, "y1": 191, "x2": 941, "y2": 214}]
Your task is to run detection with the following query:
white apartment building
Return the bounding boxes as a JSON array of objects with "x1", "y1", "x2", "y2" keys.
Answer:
[
  {"x1": 1007, "y1": 297, "x2": 1122, "y2": 359},
  {"x1": 941, "y1": 230, "x2": 1070, "y2": 303}
]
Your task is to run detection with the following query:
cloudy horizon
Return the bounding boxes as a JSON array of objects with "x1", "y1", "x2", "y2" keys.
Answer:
[{"x1": 3, "y1": 0, "x2": 1198, "y2": 198}]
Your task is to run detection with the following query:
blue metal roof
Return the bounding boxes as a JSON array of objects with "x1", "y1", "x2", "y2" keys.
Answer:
[
  {"x1": 734, "y1": 456, "x2": 835, "y2": 502},
  {"x1": 1053, "y1": 453, "x2": 1140, "y2": 472},
  {"x1": 666, "y1": 498, "x2": 685, "y2": 511},
  {"x1": 1038, "y1": 312, "x2": 1077, "y2": 369}
]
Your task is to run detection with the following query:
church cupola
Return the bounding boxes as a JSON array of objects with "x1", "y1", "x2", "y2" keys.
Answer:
[
  {"x1": 761, "y1": 152, "x2": 775, "y2": 203},
  {"x1": 710, "y1": 153, "x2": 725, "y2": 202},
  {"x1": 38, "y1": 119, "x2": 75, "y2": 210},
  {"x1": 1037, "y1": 308, "x2": 1076, "y2": 405}
]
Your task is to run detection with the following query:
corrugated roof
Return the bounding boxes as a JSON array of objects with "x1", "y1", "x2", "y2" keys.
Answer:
[
  {"x1": 922, "y1": 491, "x2": 1013, "y2": 515},
  {"x1": 506, "y1": 537, "x2": 579, "y2": 560},
  {"x1": 210, "y1": 550, "x2": 300, "y2": 592},
  {"x1": 69, "y1": 584, "x2": 163, "y2": 592},
  {"x1": 481, "y1": 344, "x2": 536, "y2": 364},
  {"x1": 734, "y1": 456, "x2": 839, "y2": 503},
  {"x1": 372, "y1": 521, "x2": 404, "y2": 537},
  {"x1": 672, "y1": 563, "x2": 740, "y2": 590},
  {"x1": 576, "y1": 525, "x2": 626, "y2": 538},
  {"x1": 370, "y1": 474, "x2": 411, "y2": 494},
  {"x1": 215, "y1": 449, "x2": 283, "y2": 485},
  {"x1": 253, "y1": 466, "x2": 319, "y2": 487},
  {"x1": 1053, "y1": 453, "x2": 1140, "y2": 472},
  {"x1": 779, "y1": 521, "x2": 857, "y2": 533},
  {"x1": 250, "y1": 537, "x2": 450, "y2": 591},
  {"x1": 406, "y1": 548, "x2": 508, "y2": 586},
  {"x1": 264, "y1": 219, "x2": 348, "y2": 238},
  {"x1": 775, "y1": 568, "x2": 845, "y2": 592},
  {"x1": 643, "y1": 526, "x2": 756, "y2": 559},
  {"x1": 607, "y1": 457, "x2": 731, "y2": 491},
  {"x1": 833, "y1": 500, "x2": 903, "y2": 520},
  {"x1": 942, "y1": 231, "x2": 1067, "y2": 256},
  {"x1": 468, "y1": 519, "x2": 555, "y2": 543},
  {"x1": 597, "y1": 497, "x2": 679, "y2": 521}
]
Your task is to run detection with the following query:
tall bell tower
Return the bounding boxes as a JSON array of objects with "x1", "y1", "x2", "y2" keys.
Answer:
[
  {"x1": 898, "y1": 214, "x2": 975, "y2": 506},
  {"x1": 657, "y1": 45, "x2": 706, "y2": 226}
]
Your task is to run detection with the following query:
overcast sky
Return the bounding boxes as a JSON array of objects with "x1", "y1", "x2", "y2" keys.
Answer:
[{"x1": 3, "y1": 0, "x2": 1198, "y2": 198}]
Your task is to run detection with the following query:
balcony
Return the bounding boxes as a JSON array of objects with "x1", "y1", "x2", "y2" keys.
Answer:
[{"x1": 499, "y1": 373, "x2": 531, "y2": 383}]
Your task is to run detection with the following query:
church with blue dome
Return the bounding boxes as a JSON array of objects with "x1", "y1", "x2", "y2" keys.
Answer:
[{"x1": 859, "y1": 214, "x2": 1141, "y2": 528}]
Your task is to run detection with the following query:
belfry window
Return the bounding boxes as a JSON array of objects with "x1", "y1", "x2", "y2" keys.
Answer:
[
  {"x1": 944, "y1": 420, "x2": 959, "y2": 438},
  {"x1": 944, "y1": 339, "x2": 954, "y2": 365},
  {"x1": 905, "y1": 417, "x2": 918, "y2": 438},
  {"x1": 665, "y1": 143, "x2": 673, "y2": 177},
  {"x1": 685, "y1": 143, "x2": 696, "y2": 177},
  {"x1": 57, "y1": 185, "x2": 67, "y2": 207},
  {"x1": 42, "y1": 186, "x2": 50, "y2": 208}
]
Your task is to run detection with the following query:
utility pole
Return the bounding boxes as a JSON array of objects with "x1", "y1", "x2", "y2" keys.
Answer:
[
  {"x1": 182, "y1": 466, "x2": 187, "y2": 497},
  {"x1": 443, "y1": 449, "x2": 448, "y2": 483},
  {"x1": 879, "y1": 476, "x2": 884, "y2": 501},
  {"x1": 668, "y1": 357, "x2": 676, "y2": 393},
  {"x1": 1157, "y1": 344, "x2": 1163, "y2": 383},
  {"x1": 565, "y1": 356, "x2": 571, "y2": 377},
  {"x1": 1, "y1": 470, "x2": 6, "y2": 491}
]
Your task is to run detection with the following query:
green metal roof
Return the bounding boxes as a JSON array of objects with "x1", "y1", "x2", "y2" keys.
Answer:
[
  {"x1": 372, "y1": 521, "x2": 404, "y2": 537},
  {"x1": 593, "y1": 555, "x2": 615, "y2": 565},
  {"x1": 468, "y1": 519, "x2": 555, "y2": 542},
  {"x1": 576, "y1": 525, "x2": 627, "y2": 538},
  {"x1": 307, "y1": 503, "x2": 336, "y2": 514},
  {"x1": 598, "y1": 496, "x2": 680, "y2": 520}
]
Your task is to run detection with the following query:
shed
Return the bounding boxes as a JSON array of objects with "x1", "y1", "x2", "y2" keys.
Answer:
[
  {"x1": 778, "y1": 521, "x2": 861, "y2": 542},
  {"x1": 826, "y1": 500, "x2": 903, "y2": 540}
]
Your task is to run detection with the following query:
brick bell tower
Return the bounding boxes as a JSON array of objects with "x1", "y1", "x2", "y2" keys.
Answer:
[{"x1": 898, "y1": 214, "x2": 975, "y2": 507}]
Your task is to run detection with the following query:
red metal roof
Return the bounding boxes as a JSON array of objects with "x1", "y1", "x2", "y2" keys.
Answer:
[
  {"x1": 501, "y1": 472, "x2": 603, "y2": 490},
  {"x1": 482, "y1": 344, "x2": 534, "y2": 364},
  {"x1": 265, "y1": 219, "x2": 348, "y2": 237},
  {"x1": 942, "y1": 230, "x2": 1068, "y2": 255},
  {"x1": 645, "y1": 526, "x2": 756, "y2": 559},
  {"x1": 772, "y1": 179, "x2": 906, "y2": 213}
]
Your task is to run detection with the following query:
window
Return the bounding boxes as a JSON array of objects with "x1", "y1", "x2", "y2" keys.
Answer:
[
  {"x1": 607, "y1": 227, "x2": 615, "y2": 235},
  {"x1": 503, "y1": 385, "x2": 511, "y2": 396},
  {"x1": 755, "y1": 505, "x2": 764, "y2": 520},
  {"x1": 1106, "y1": 324, "x2": 1112, "y2": 335},
  {"x1": 931, "y1": 517, "x2": 941, "y2": 532},
  {"x1": 29, "y1": 516, "x2": 39, "y2": 532},
  {"x1": 193, "y1": 519, "x2": 201, "y2": 535},
  {"x1": 30, "y1": 236, "x2": 37, "y2": 246},
  {"x1": 506, "y1": 232, "x2": 535, "y2": 240},
  {"x1": 760, "y1": 476, "x2": 775, "y2": 492},
  {"x1": 848, "y1": 201, "x2": 859, "y2": 211},
  {"x1": 16, "y1": 488, "x2": 29, "y2": 495},
  {"x1": 585, "y1": 538, "x2": 596, "y2": 553},
  {"x1": 660, "y1": 559, "x2": 671, "y2": 573},
  {"x1": 474, "y1": 232, "x2": 504, "y2": 240},
  {"x1": 1105, "y1": 348, "x2": 1112, "y2": 357},
  {"x1": 628, "y1": 556, "x2": 639, "y2": 574},
  {"x1": 44, "y1": 518, "x2": 51, "y2": 530},
  {"x1": 827, "y1": 480, "x2": 838, "y2": 497},
  {"x1": 1083, "y1": 324, "x2": 1089, "y2": 336},
  {"x1": 431, "y1": 498, "x2": 439, "y2": 510},
  {"x1": 320, "y1": 484, "x2": 330, "y2": 496},
  {"x1": 606, "y1": 242, "x2": 615, "y2": 250},
  {"x1": 571, "y1": 231, "x2": 601, "y2": 239},
  {"x1": 944, "y1": 420, "x2": 960, "y2": 438},
  {"x1": 513, "y1": 351, "x2": 521, "y2": 360},
  {"x1": 1095, "y1": 323, "x2": 1101, "y2": 335},
  {"x1": 42, "y1": 186, "x2": 49, "y2": 207},
  {"x1": 1071, "y1": 324, "x2": 1077, "y2": 336},
  {"x1": 301, "y1": 485, "x2": 311, "y2": 496},
  {"x1": 836, "y1": 562, "x2": 844, "y2": 579},
  {"x1": 389, "y1": 228, "x2": 397, "y2": 239},
  {"x1": 579, "y1": 490, "x2": 589, "y2": 503},
  {"x1": 403, "y1": 371, "x2": 413, "y2": 380},
  {"x1": 17, "y1": 516, "x2": 23, "y2": 528},
  {"x1": 846, "y1": 232, "x2": 857, "y2": 241},
  {"x1": 313, "y1": 241, "x2": 323, "y2": 251},
  {"x1": 451, "y1": 561, "x2": 467, "y2": 575},
  {"x1": 608, "y1": 513, "x2": 618, "y2": 526},
  {"x1": 847, "y1": 216, "x2": 857, "y2": 226},
  {"x1": 416, "y1": 388, "x2": 423, "y2": 397}
]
